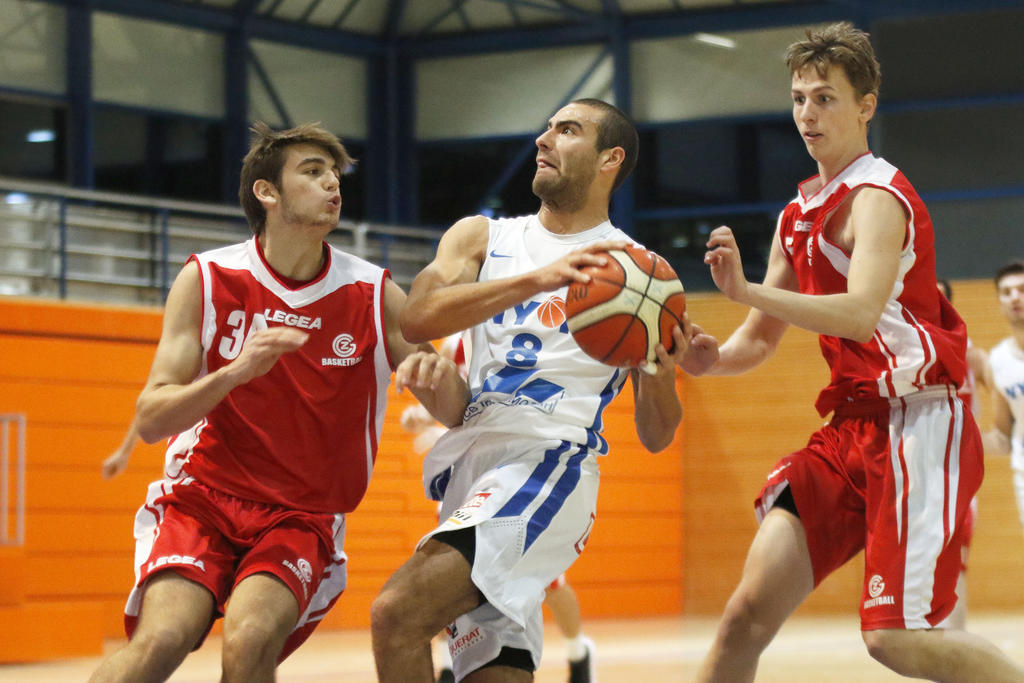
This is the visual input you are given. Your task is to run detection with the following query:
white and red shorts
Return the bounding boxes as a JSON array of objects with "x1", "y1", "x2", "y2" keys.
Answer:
[
  {"x1": 124, "y1": 477, "x2": 348, "y2": 660},
  {"x1": 755, "y1": 386, "x2": 983, "y2": 630}
]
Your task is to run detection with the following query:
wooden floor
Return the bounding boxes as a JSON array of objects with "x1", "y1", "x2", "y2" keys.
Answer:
[{"x1": 4, "y1": 613, "x2": 1024, "y2": 681}]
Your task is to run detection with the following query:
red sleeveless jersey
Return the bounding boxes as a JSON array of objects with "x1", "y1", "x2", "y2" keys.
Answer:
[
  {"x1": 777, "y1": 153, "x2": 967, "y2": 416},
  {"x1": 163, "y1": 237, "x2": 393, "y2": 513}
]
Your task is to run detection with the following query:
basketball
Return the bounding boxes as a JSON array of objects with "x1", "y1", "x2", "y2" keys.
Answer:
[{"x1": 565, "y1": 246, "x2": 685, "y2": 372}]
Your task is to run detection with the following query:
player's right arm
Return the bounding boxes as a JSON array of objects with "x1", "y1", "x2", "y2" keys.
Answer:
[
  {"x1": 400, "y1": 215, "x2": 625, "y2": 343},
  {"x1": 135, "y1": 261, "x2": 307, "y2": 443},
  {"x1": 704, "y1": 226, "x2": 793, "y2": 376}
]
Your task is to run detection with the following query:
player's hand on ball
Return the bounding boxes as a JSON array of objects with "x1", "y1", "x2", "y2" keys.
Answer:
[
  {"x1": 534, "y1": 240, "x2": 632, "y2": 292},
  {"x1": 677, "y1": 316, "x2": 719, "y2": 376}
]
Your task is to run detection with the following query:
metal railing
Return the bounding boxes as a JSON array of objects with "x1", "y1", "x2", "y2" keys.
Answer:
[
  {"x1": 0, "y1": 414, "x2": 25, "y2": 547},
  {"x1": 0, "y1": 176, "x2": 442, "y2": 306}
]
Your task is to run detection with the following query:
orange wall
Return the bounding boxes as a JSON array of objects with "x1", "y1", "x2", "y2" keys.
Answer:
[
  {"x1": 4, "y1": 278, "x2": 1021, "y2": 658},
  {"x1": 0, "y1": 295, "x2": 683, "y2": 654}
]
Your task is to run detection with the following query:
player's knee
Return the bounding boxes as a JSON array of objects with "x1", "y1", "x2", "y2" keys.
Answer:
[
  {"x1": 862, "y1": 629, "x2": 905, "y2": 669},
  {"x1": 222, "y1": 618, "x2": 284, "y2": 672},
  {"x1": 129, "y1": 624, "x2": 196, "y2": 666},
  {"x1": 717, "y1": 589, "x2": 777, "y2": 648},
  {"x1": 370, "y1": 588, "x2": 406, "y2": 640}
]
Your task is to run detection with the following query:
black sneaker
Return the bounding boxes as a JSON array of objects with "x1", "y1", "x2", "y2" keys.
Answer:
[
  {"x1": 437, "y1": 667, "x2": 455, "y2": 683},
  {"x1": 568, "y1": 635, "x2": 596, "y2": 683}
]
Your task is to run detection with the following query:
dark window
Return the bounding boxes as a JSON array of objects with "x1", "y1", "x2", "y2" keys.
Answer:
[
  {"x1": 636, "y1": 211, "x2": 780, "y2": 293},
  {"x1": 94, "y1": 108, "x2": 224, "y2": 202},
  {"x1": 339, "y1": 140, "x2": 365, "y2": 222},
  {"x1": 634, "y1": 119, "x2": 811, "y2": 209},
  {"x1": 0, "y1": 96, "x2": 68, "y2": 182},
  {"x1": 417, "y1": 138, "x2": 539, "y2": 227}
]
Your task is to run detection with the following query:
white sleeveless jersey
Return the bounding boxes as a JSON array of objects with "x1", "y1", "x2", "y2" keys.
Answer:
[
  {"x1": 989, "y1": 337, "x2": 1024, "y2": 470},
  {"x1": 422, "y1": 215, "x2": 635, "y2": 489}
]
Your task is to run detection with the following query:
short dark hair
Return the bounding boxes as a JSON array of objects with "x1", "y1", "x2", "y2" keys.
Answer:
[
  {"x1": 571, "y1": 98, "x2": 638, "y2": 193},
  {"x1": 239, "y1": 121, "x2": 355, "y2": 235},
  {"x1": 785, "y1": 22, "x2": 881, "y2": 99},
  {"x1": 995, "y1": 261, "x2": 1024, "y2": 287}
]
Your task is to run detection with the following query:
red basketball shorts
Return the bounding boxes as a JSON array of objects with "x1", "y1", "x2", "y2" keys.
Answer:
[
  {"x1": 755, "y1": 387, "x2": 983, "y2": 630},
  {"x1": 124, "y1": 477, "x2": 348, "y2": 660}
]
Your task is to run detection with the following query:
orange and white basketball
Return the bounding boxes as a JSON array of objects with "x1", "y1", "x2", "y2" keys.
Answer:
[{"x1": 565, "y1": 246, "x2": 685, "y2": 372}]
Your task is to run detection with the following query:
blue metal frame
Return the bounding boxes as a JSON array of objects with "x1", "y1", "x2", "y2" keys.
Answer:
[
  {"x1": 66, "y1": 0, "x2": 93, "y2": 189},
  {"x1": 247, "y1": 47, "x2": 295, "y2": 129}
]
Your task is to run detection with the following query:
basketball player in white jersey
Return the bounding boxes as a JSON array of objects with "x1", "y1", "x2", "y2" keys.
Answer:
[
  {"x1": 90, "y1": 122, "x2": 469, "y2": 683},
  {"x1": 983, "y1": 262, "x2": 1024, "y2": 534},
  {"x1": 696, "y1": 23, "x2": 1023, "y2": 681},
  {"x1": 401, "y1": 333, "x2": 598, "y2": 683},
  {"x1": 370, "y1": 99, "x2": 719, "y2": 682},
  {"x1": 936, "y1": 279, "x2": 989, "y2": 631}
]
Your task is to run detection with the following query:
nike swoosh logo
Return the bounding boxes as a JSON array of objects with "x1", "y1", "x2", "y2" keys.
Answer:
[{"x1": 489, "y1": 250, "x2": 512, "y2": 258}]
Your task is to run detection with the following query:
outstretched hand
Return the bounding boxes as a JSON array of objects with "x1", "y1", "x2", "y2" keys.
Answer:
[
  {"x1": 704, "y1": 226, "x2": 750, "y2": 303},
  {"x1": 678, "y1": 317, "x2": 719, "y2": 376},
  {"x1": 101, "y1": 448, "x2": 131, "y2": 479}
]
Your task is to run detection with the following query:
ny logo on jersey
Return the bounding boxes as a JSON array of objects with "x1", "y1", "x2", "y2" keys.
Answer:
[{"x1": 1004, "y1": 382, "x2": 1024, "y2": 400}]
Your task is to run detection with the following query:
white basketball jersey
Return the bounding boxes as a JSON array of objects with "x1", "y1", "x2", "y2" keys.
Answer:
[
  {"x1": 989, "y1": 337, "x2": 1024, "y2": 470},
  {"x1": 422, "y1": 215, "x2": 635, "y2": 489}
]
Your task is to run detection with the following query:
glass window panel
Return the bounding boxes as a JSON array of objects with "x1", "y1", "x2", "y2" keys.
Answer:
[
  {"x1": 417, "y1": 138, "x2": 538, "y2": 226},
  {"x1": 928, "y1": 196, "x2": 1024, "y2": 280},
  {"x1": 876, "y1": 10, "x2": 1024, "y2": 100},
  {"x1": 633, "y1": 119, "x2": 808, "y2": 209},
  {"x1": 92, "y1": 12, "x2": 224, "y2": 117},
  {"x1": 94, "y1": 108, "x2": 225, "y2": 202},
  {"x1": 0, "y1": 0, "x2": 65, "y2": 94},
  {"x1": 416, "y1": 45, "x2": 612, "y2": 140},
  {"x1": 248, "y1": 40, "x2": 366, "y2": 140},
  {"x1": 0, "y1": 96, "x2": 67, "y2": 181},
  {"x1": 635, "y1": 211, "x2": 778, "y2": 292},
  {"x1": 631, "y1": 25, "x2": 807, "y2": 123},
  {"x1": 875, "y1": 105, "x2": 1024, "y2": 193},
  {"x1": 339, "y1": 141, "x2": 365, "y2": 222}
]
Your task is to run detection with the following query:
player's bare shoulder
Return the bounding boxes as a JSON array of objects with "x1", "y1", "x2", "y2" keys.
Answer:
[{"x1": 440, "y1": 215, "x2": 490, "y2": 262}]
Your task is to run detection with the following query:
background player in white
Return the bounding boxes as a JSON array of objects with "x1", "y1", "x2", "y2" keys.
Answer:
[
  {"x1": 89, "y1": 122, "x2": 468, "y2": 683},
  {"x1": 982, "y1": 262, "x2": 1024, "y2": 535},
  {"x1": 696, "y1": 23, "x2": 1024, "y2": 682},
  {"x1": 936, "y1": 278, "x2": 989, "y2": 631},
  {"x1": 400, "y1": 333, "x2": 598, "y2": 683},
  {"x1": 370, "y1": 98, "x2": 719, "y2": 682}
]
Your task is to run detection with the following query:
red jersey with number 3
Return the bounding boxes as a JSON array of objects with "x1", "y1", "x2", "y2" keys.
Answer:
[
  {"x1": 163, "y1": 237, "x2": 393, "y2": 513},
  {"x1": 776, "y1": 153, "x2": 967, "y2": 416}
]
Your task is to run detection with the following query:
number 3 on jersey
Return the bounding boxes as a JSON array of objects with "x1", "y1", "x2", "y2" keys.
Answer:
[{"x1": 218, "y1": 309, "x2": 269, "y2": 360}]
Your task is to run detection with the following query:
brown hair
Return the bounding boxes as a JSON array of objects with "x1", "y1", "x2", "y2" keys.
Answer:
[
  {"x1": 571, "y1": 98, "x2": 638, "y2": 193},
  {"x1": 995, "y1": 261, "x2": 1024, "y2": 287},
  {"x1": 785, "y1": 22, "x2": 881, "y2": 99},
  {"x1": 238, "y1": 121, "x2": 355, "y2": 235}
]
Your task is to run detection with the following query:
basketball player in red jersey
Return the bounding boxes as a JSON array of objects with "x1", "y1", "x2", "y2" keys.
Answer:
[
  {"x1": 89, "y1": 122, "x2": 469, "y2": 683},
  {"x1": 696, "y1": 23, "x2": 1024, "y2": 681}
]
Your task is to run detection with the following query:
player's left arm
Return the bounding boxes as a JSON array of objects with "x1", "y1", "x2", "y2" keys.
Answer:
[
  {"x1": 706, "y1": 187, "x2": 905, "y2": 343},
  {"x1": 630, "y1": 326, "x2": 687, "y2": 453},
  {"x1": 383, "y1": 278, "x2": 469, "y2": 428},
  {"x1": 968, "y1": 345, "x2": 990, "y2": 392}
]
